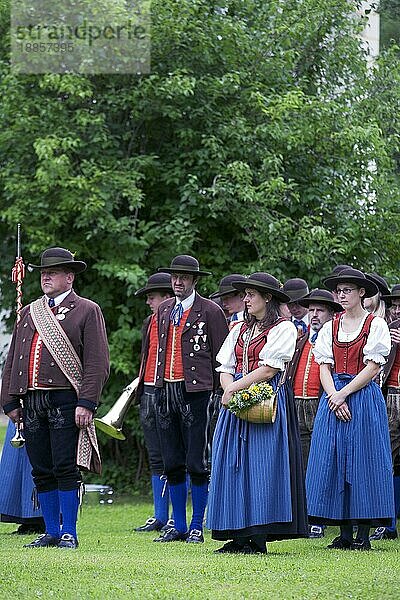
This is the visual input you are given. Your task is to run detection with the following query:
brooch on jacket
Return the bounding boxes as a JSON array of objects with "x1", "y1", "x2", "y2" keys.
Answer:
[{"x1": 56, "y1": 307, "x2": 71, "y2": 321}]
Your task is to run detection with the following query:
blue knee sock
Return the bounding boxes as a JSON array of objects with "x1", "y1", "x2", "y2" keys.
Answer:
[
  {"x1": 152, "y1": 475, "x2": 169, "y2": 524},
  {"x1": 38, "y1": 490, "x2": 60, "y2": 538},
  {"x1": 59, "y1": 489, "x2": 79, "y2": 539},
  {"x1": 169, "y1": 482, "x2": 187, "y2": 533},
  {"x1": 189, "y1": 482, "x2": 208, "y2": 532}
]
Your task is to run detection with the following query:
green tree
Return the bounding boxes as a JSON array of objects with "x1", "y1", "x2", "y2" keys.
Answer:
[
  {"x1": 1, "y1": 0, "x2": 400, "y2": 490},
  {"x1": 379, "y1": 0, "x2": 400, "y2": 48}
]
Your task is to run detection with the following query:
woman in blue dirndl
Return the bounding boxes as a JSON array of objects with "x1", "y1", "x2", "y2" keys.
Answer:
[
  {"x1": 306, "y1": 268, "x2": 394, "y2": 550},
  {"x1": 207, "y1": 273, "x2": 308, "y2": 554},
  {"x1": 0, "y1": 420, "x2": 44, "y2": 533}
]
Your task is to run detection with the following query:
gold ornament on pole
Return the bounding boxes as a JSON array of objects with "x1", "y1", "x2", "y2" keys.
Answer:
[{"x1": 9, "y1": 223, "x2": 26, "y2": 448}]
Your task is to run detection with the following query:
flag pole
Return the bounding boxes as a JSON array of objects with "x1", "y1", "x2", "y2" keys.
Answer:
[{"x1": 11, "y1": 223, "x2": 25, "y2": 325}]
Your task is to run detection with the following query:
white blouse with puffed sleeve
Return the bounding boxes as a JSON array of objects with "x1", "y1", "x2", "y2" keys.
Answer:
[
  {"x1": 216, "y1": 320, "x2": 297, "y2": 375},
  {"x1": 313, "y1": 314, "x2": 391, "y2": 366}
]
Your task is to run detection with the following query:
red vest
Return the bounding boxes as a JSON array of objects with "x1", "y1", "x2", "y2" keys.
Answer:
[
  {"x1": 332, "y1": 313, "x2": 374, "y2": 376},
  {"x1": 234, "y1": 319, "x2": 286, "y2": 373},
  {"x1": 143, "y1": 314, "x2": 159, "y2": 385},
  {"x1": 387, "y1": 345, "x2": 400, "y2": 388},
  {"x1": 293, "y1": 339, "x2": 320, "y2": 398},
  {"x1": 28, "y1": 332, "x2": 43, "y2": 388},
  {"x1": 28, "y1": 305, "x2": 58, "y2": 388},
  {"x1": 164, "y1": 309, "x2": 190, "y2": 381}
]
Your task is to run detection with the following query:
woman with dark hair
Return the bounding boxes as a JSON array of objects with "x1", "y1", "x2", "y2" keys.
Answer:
[
  {"x1": 206, "y1": 273, "x2": 308, "y2": 554},
  {"x1": 306, "y1": 268, "x2": 394, "y2": 550}
]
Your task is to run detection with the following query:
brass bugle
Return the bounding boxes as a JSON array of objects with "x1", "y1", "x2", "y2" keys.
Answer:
[
  {"x1": 10, "y1": 420, "x2": 25, "y2": 448},
  {"x1": 94, "y1": 377, "x2": 139, "y2": 440}
]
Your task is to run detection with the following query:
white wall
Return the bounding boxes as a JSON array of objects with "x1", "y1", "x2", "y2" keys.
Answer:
[{"x1": 358, "y1": 1, "x2": 380, "y2": 63}]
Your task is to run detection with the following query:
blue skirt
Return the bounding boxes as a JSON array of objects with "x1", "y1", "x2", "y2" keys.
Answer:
[
  {"x1": 306, "y1": 373, "x2": 394, "y2": 525},
  {"x1": 207, "y1": 374, "x2": 308, "y2": 541},
  {"x1": 0, "y1": 420, "x2": 42, "y2": 522}
]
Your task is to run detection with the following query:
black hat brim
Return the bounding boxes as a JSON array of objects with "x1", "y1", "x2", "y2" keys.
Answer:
[
  {"x1": 231, "y1": 279, "x2": 290, "y2": 303},
  {"x1": 135, "y1": 284, "x2": 173, "y2": 297},
  {"x1": 286, "y1": 291, "x2": 309, "y2": 303},
  {"x1": 158, "y1": 267, "x2": 211, "y2": 277},
  {"x1": 298, "y1": 296, "x2": 343, "y2": 313},
  {"x1": 365, "y1": 274, "x2": 391, "y2": 296},
  {"x1": 209, "y1": 287, "x2": 240, "y2": 299},
  {"x1": 323, "y1": 275, "x2": 378, "y2": 298},
  {"x1": 28, "y1": 260, "x2": 87, "y2": 274}
]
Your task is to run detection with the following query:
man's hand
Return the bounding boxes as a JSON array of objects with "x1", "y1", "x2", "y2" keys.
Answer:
[
  {"x1": 75, "y1": 406, "x2": 93, "y2": 429},
  {"x1": 7, "y1": 407, "x2": 22, "y2": 424}
]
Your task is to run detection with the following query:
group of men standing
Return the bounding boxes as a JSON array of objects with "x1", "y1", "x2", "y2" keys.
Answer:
[{"x1": 1, "y1": 246, "x2": 400, "y2": 548}]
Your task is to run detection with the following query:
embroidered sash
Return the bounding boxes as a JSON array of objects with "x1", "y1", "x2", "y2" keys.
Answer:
[
  {"x1": 30, "y1": 296, "x2": 101, "y2": 474},
  {"x1": 30, "y1": 296, "x2": 82, "y2": 394}
]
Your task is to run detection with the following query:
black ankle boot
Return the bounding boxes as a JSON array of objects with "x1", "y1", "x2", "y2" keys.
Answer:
[
  {"x1": 250, "y1": 535, "x2": 267, "y2": 554},
  {"x1": 351, "y1": 525, "x2": 371, "y2": 550}
]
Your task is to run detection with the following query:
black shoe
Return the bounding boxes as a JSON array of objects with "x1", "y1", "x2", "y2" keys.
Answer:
[
  {"x1": 134, "y1": 517, "x2": 165, "y2": 532},
  {"x1": 240, "y1": 544, "x2": 259, "y2": 554},
  {"x1": 23, "y1": 533, "x2": 60, "y2": 548},
  {"x1": 327, "y1": 536, "x2": 352, "y2": 550},
  {"x1": 58, "y1": 533, "x2": 79, "y2": 549},
  {"x1": 350, "y1": 538, "x2": 371, "y2": 551},
  {"x1": 248, "y1": 541, "x2": 268, "y2": 554},
  {"x1": 160, "y1": 519, "x2": 175, "y2": 532},
  {"x1": 369, "y1": 527, "x2": 398, "y2": 541},
  {"x1": 13, "y1": 523, "x2": 46, "y2": 535},
  {"x1": 214, "y1": 541, "x2": 248, "y2": 554},
  {"x1": 153, "y1": 527, "x2": 188, "y2": 542},
  {"x1": 309, "y1": 525, "x2": 325, "y2": 539},
  {"x1": 186, "y1": 529, "x2": 204, "y2": 544}
]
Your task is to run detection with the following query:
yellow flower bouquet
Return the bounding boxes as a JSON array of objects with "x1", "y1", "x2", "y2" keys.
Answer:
[{"x1": 227, "y1": 382, "x2": 277, "y2": 424}]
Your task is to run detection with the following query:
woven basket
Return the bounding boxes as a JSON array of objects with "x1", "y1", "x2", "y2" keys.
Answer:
[{"x1": 236, "y1": 393, "x2": 277, "y2": 424}]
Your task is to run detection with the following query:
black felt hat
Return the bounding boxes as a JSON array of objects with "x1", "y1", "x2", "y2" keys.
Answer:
[
  {"x1": 323, "y1": 268, "x2": 378, "y2": 298},
  {"x1": 365, "y1": 273, "x2": 390, "y2": 297},
  {"x1": 158, "y1": 255, "x2": 211, "y2": 277},
  {"x1": 298, "y1": 289, "x2": 343, "y2": 313},
  {"x1": 283, "y1": 278, "x2": 309, "y2": 303},
  {"x1": 28, "y1": 247, "x2": 87, "y2": 273},
  {"x1": 209, "y1": 274, "x2": 247, "y2": 299},
  {"x1": 382, "y1": 284, "x2": 400, "y2": 300},
  {"x1": 135, "y1": 273, "x2": 173, "y2": 297},
  {"x1": 231, "y1": 272, "x2": 290, "y2": 303},
  {"x1": 331, "y1": 264, "x2": 352, "y2": 275}
]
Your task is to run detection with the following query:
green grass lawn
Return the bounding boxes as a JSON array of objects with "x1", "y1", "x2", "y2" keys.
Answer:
[{"x1": 1, "y1": 497, "x2": 399, "y2": 599}]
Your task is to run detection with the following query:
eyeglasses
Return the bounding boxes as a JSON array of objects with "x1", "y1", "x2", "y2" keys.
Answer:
[{"x1": 336, "y1": 287, "x2": 357, "y2": 296}]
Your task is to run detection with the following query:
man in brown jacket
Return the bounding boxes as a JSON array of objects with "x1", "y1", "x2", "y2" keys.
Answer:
[
  {"x1": 152, "y1": 255, "x2": 229, "y2": 544},
  {"x1": 1, "y1": 247, "x2": 109, "y2": 549}
]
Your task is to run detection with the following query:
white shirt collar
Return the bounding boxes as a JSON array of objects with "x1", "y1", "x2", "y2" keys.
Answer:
[
  {"x1": 292, "y1": 313, "x2": 309, "y2": 325},
  {"x1": 45, "y1": 289, "x2": 72, "y2": 307},
  {"x1": 230, "y1": 311, "x2": 244, "y2": 322},
  {"x1": 175, "y1": 290, "x2": 196, "y2": 312}
]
